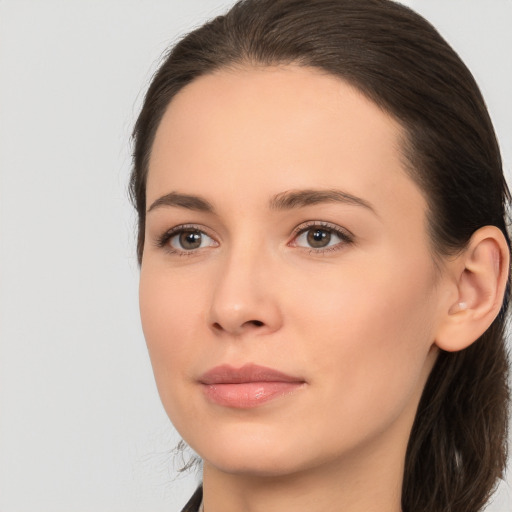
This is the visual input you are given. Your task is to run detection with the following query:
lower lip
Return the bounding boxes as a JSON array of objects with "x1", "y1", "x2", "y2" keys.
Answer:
[{"x1": 202, "y1": 382, "x2": 304, "y2": 408}]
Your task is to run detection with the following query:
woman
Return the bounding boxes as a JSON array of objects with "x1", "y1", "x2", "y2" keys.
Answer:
[{"x1": 130, "y1": 1, "x2": 510, "y2": 511}]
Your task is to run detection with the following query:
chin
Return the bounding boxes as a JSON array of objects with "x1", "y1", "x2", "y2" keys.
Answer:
[
  {"x1": 203, "y1": 449, "x2": 309, "y2": 478},
  {"x1": 197, "y1": 426, "x2": 361, "y2": 482},
  {"x1": 182, "y1": 423, "x2": 313, "y2": 477}
]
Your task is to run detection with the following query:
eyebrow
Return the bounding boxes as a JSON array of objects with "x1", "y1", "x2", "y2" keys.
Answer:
[
  {"x1": 269, "y1": 188, "x2": 377, "y2": 214},
  {"x1": 147, "y1": 192, "x2": 214, "y2": 213},
  {"x1": 147, "y1": 188, "x2": 376, "y2": 215}
]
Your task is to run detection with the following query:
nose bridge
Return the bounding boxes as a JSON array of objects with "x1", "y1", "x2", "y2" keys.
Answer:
[{"x1": 208, "y1": 234, "x2": 281, "y2": 335}]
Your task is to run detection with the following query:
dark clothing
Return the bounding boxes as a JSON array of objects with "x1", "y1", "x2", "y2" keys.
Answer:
[{"x1": 181, "y1": 486, "x2": 203, "y2": 512}]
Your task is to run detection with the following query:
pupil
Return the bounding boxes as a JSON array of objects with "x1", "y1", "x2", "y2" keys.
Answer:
[
  {"x1": 307, "y1": 229, "x2": 331, "y2": 248},
  {"x1": 180, "y1": 230, "x2": 202, "y2": 249}
]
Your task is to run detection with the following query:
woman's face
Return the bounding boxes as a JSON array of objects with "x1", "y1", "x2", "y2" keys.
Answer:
[{"x1": 140, "y1": 65, "x2": 447, "y2": 477}]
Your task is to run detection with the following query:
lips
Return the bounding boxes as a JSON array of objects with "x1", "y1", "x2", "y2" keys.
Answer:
[{"x1": 199, "y1": 364, "x2": 305, "y2": 408}]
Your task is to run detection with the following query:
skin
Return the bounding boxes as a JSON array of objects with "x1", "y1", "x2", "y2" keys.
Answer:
[{"x1": 139, "y1": 65, "x2": 481, "y2": 512}]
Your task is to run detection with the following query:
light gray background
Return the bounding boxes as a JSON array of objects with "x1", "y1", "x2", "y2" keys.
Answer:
[{"x1": 0, "y1": 1, "x2": 511, "y2": 511}]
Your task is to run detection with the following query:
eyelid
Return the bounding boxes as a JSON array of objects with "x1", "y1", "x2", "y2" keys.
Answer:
[
  {"x1": 291, "y1": 220, "x2": 353, "y2": 237},
  {"x1": 289, "y1": 221, "x2": 355, "y2": 251},
  {"x1": 155, "y1": 223, "x2": 219, "y2": 254}
]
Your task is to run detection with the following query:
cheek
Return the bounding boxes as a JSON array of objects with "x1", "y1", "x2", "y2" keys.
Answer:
[
  {"x1": 291, "y1": 249, "x2": 437, "y2": 338},
  {"x1": 139, "y1": 264, "x2": 206, "y2": 380},
  {"x1": 138, "y1": 263, "x2": 215, "y2": 429},
  {"x1": 288, "y1": 252, "x2": 438, "y2": 415}
]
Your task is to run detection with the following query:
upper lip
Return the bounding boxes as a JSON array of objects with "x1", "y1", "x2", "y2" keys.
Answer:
[{"x1": 199, "y1": 364, "x2": 304, "y2": 385}]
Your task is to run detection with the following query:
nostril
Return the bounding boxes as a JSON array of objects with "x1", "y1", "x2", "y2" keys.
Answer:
[{"x1": 211, "y1": 319, "x2": 265, "y2": 333}]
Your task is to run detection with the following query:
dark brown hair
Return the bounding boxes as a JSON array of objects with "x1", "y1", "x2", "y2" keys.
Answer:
[{"x1": 130, "y1": 1, "x2": 511, "y2": 510}]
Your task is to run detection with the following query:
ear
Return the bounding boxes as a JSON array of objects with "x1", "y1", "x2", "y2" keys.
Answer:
[{"x1": 435, "y1": 226, "x2": 510, "y2": 352}]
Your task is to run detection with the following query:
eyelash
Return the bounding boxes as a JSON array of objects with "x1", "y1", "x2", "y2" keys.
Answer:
[
  {"x1": 155, "y1": 221, "x2": 354, "y2": 256},
  {"x1": 290, "y1": 221, "x2": 354, "y2": 254},
  {"x1": 155, "y1": 224, "x2": 218, "y2": 257}
]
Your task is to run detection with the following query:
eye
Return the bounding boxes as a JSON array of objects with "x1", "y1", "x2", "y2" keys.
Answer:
[
  {"x1": 158, "y1": 226, "x2": 218, "y2": 254},
  {"x1": 170, "y1": 229, "x2": 216, "y2": 251},
  {"x1": 291, "y1": 222, "x2": 353, "y2": 251}
]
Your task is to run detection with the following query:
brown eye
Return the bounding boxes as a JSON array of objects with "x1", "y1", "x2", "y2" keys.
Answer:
[
  {"x1": 167, "y1": 229, "x2": 217, "y2": 252},
  {"x1": 306, "y1": 228, "x2": 331, "y2": 248},
  {"x1": 179, "y1": 230, "x2": 203, "y2": 250},
  {"x1": 292, "y1": 223, "x2": 353, "y2": 252}
]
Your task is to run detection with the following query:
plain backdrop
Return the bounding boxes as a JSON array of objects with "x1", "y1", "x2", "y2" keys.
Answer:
[{"x1": 0, "y1": 1, "x2": 511, "y2": 511}]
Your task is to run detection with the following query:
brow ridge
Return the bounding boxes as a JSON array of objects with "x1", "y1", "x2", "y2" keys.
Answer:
[
  {"x1": 269, "y1": 188, "x2": 375, "y2": 212},
  {"x1": 147, "y1": 192, "x2": 214, "y2": 213},
  {"x1": 147, "y1": 188, "x2": 375, "y2": 215}
]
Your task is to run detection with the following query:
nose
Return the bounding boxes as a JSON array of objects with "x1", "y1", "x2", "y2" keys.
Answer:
[{"x1": 207, "y1": 245, "x2": 283, "y2": 337}]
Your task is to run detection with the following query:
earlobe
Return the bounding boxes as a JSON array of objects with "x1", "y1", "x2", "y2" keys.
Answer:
[{"x1": 435, "y1": 226, "x2": 510, "y2": 352}]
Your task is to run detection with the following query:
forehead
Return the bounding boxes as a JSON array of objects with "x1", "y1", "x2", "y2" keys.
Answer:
[{"x1": 147, "y1": 65, "x2": 425, "y2": 226}]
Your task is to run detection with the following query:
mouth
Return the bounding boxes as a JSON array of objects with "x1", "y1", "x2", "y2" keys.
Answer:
[{"x1": 198, "y1": 363, "x2": 306, "y2": 409}]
